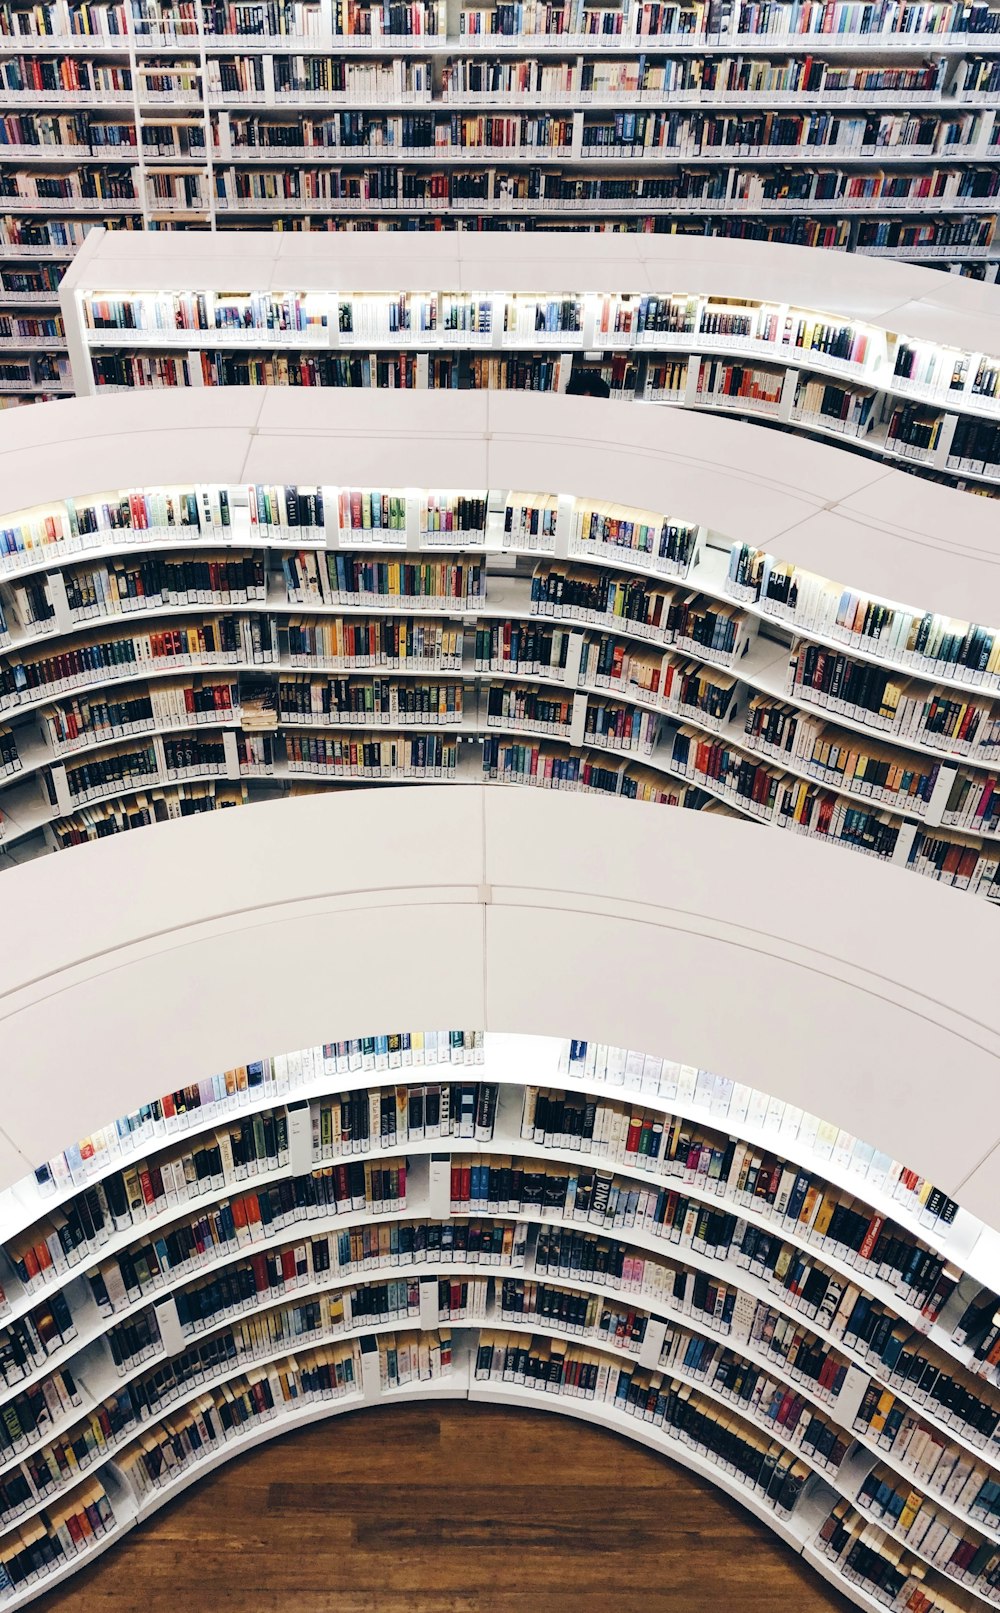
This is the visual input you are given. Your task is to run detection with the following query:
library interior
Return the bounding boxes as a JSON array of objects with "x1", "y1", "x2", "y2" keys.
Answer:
[{"x1": 1, "y1": 3, "x2": 1000, "y2": 1604}]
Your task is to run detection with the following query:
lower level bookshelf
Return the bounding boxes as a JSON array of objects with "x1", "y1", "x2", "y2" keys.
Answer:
[{"x1": 3, "y1": 1315, "x2": 996, "y2": 1613}]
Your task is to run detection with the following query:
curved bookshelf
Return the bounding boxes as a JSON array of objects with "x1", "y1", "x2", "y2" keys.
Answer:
[
  {"x1": 1, "y1": 390, "x2": 1000, "y2": 899},
  {"x1": 57, "y1": 231, "x2": 1000, "y2": 498},
  {"x1": 3, "y1": 1024, "x2": 1000, "y2": 1607}
]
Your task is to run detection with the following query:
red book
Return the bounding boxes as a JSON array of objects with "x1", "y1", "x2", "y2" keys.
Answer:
[
  {"x1": 858, "y1": 1214, "x2": 885, "y2": 1263},
  {"x1": 776, "y1": 1388, "x2": 799, "y2": 1426}
]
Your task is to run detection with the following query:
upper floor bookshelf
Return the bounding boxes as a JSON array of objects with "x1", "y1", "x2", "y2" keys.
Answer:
[
  {"x1": 0, "y1": 10, "x2": 997, "y2": 409},
  {"x1": 56, "y1": 231, "x2": 1000, "y2": 497}
]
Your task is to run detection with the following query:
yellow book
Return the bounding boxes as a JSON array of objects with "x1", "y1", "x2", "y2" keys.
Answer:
[{"x1": 811, "y1": 1192, "x2": 837, "y2": 1241}]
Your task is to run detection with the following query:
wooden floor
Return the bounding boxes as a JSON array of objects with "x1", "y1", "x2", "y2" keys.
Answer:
[{"x1": 36, "y1": 1404, "x2": 856, "y2": 1613}]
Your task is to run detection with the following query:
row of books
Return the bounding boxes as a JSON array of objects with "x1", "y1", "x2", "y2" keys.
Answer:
[
  {"x1": 58, "y1": 553, "x2": 266, "y2": 625},
  {"x1": 786, "y1": 641, "x2": 1000, "y2": 758},
  {"x1": 816, "y1": 1497, "x2": 968, "y2": 1612},
  {"x1": 0, "y1": 210, "x2": 987, "y2": 259},
  {"x1": 668, "y1": 723, "x2": 898, "y2": 848},
  {"x1": 14, "y1": 1040, "x2": 483, "y2": 1224},
  {"x1": 546, "y1": 1249, "x2": 849, "y2": 1393},
  {"x1": 63, "y1": 282, "x2": 980, "y2": 403},
  {"x1": 858, "y1": 1454, "x2": 1000, "y2": 1552},
  {"x1": 2, "y1": 1028, "x2": 967, "y2": 1293},
  {"x1": 2, "y1": 49, "x2": 993, "y2": 110},
  {"x1": 5, "y1": 595, "x2": 998, "y2": 782},
  {"x1": 11, "y1": 1039, "x2": 475, "y2": 1219},
  {"x1": 6, "y1": 511, "x2": 1000, "y2": 727},
  {"x1": 0, "y1": 727, "x2": 19, "y2": 780},
  {"x1": 4, "y1": 0, "x2": 1000, "y2": 39},
  {"x1": 448, "y1": 1153, "x2": 959, "y2": 1329},
  {"x1": 528, "y1": 565, "x2": 749, "y2": 664},
  {"x1": 0, "y1": 317, "x2": 62, "y2": 344},
  {"x1": 0, "y1": 1291, "x2": 77, "y2": 1391},
  {"x1": 40, "y1": 680, "x2": 240, "y2": 754},
  {"x1": 8, "y1": 159, "x2": 1000, "y2": 209},
  {"x1": 116, "y1": 1328, "x2": 449, "y2": 1493},
  {"x1": 1, "y1": 1122, "x2": 973, "y2": 1367},
  {"x1": 495, "y1": 1275, "x2": 854, "y2": 1460},
  {"x1": 599, "y1": 1151, "x2": 1000, "y2": 1428},
  {"x1": 263, "y1": 1205, "x2": 1000, "y2": 1452},
  {"x1": 46, "y1": 736, "x2": 237, "y2": 804},
  {"x1": 5, "y1": 1111, "x2": 297, "y2": 1293},
  {"x1": 5, "y1": 539, "x2": 1000, "y2": 785},
  {"x1": 274, "y1": 672, "x2": 465, "y2": 722},
  {"x1": 310, "y1": 1081, "x2": 500, "y2": 1156},
  {"x1": 742, "y1": 695, "x2": 942, "y2": 815},
  {"x1": 209, "y1": 160, "x2": 1000, "y2": 204},
  {"x1": 0, "y1": 615, "x2": 278, "y2": 710},
  {"x1": 442, "y1": 52, "x2": 953, "y2": 98},
  {"x1": 6, "y1": 716, "x2": 1000, "y2": 890},
  {"x1": 284, "y1": 615, "x2": 464, "y2": 668},
  {"x1": 0, "y1": 356, "x2": 67, "y2": 392},
  {"x1": 163, "y1": 1218, "x2": 526, "y2": 1340},
  {"x1": 31, "y1": 1025, "x2": 941, "y2": 1238},
  {"x1": 41, "y1": 783, "x2": 254, "y2": 850},
  {"x1": 84, "y1": 1160, "x2": 411, "y2": 1319},
  {"x1": 282, "y1": 728, "x2": 460, "y2": 775},
  {"x1": 0, "y1": 107, "x2": 977, "y2": 160}
]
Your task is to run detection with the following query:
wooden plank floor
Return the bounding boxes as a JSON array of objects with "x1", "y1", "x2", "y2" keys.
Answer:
[{"x1": 35, "y1": 1404, "x2": 856, "y2": 1613}]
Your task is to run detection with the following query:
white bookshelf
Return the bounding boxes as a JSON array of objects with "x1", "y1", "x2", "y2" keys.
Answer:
[{"x1": 51, "y1": 232, "x2": 1000, "y2": 495}]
